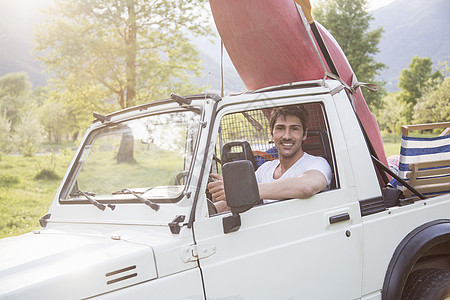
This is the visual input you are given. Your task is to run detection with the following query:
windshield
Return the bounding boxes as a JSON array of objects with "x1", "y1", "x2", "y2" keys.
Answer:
[{"x1": 63, "y1": 109, "x2": 201, "y2": 203}]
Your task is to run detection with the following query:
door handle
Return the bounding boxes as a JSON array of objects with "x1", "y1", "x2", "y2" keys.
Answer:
[{"x1": 329, "y1": 213, "x2": 350, "y2": 224}]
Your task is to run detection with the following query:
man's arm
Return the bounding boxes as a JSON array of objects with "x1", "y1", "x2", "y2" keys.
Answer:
[
  {"x1": 258, "y1": 170, "x2": 327, "y2": 200},
  {"x1": 207, "y1": 169, "x2": 328, "y2": 212}
]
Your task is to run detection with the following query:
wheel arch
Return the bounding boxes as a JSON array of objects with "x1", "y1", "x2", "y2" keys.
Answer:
[{"x1": 382, "y1": 219, "x2": 450, "y2": 300}]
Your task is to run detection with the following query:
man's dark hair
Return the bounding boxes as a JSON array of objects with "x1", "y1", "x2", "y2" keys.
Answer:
[{"x1": 269, "y1": 105, "x2": 308, "y2": 135}]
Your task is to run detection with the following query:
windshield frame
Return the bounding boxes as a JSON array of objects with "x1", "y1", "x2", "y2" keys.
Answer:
[{"x1": 58, "y1": 105, "x2": 204, "y2": 206}]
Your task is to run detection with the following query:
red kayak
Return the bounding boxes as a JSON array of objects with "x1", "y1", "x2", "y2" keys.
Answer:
[{"x1": 209, "y1": 0, "x2": 388, "y2": 171}]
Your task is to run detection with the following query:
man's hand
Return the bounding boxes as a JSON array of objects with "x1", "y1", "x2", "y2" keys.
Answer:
[
  {"x1": 207, "y1": 173, "x2": 226, "y2": 201},
  {"x1": 207, "y1": 173, "x2": 230, "y2": 213}
]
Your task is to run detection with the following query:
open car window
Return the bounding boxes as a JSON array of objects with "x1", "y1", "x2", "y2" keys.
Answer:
[{"x1": 216, "y1": 103, "x2": 337, "y2": 188}]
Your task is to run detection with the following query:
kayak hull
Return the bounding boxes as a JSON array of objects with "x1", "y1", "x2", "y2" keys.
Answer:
[
  {"x1": 209, "y1": 0, "x2": 323, "y2": 89},
  {"x1": 210, "y1": 0, "x2": 388, "y2": 169}
]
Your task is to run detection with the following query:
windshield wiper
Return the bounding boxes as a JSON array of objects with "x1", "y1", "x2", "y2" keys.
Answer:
[
  {"x1": 116, "y1": 188, "x2": 160, "y2": 211},
  {"x1": 79, "y1": 190, "x2": 115, "y2": 211}
]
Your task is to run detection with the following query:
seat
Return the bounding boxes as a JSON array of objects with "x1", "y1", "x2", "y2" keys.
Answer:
[
  {"x1": 221, "y1": 140, "x2": 258, "y2": 171},
  {"x1": 302, "y1": 129, "x2": 333, "y2": 167},
  {"x1": 304, "y1": 129, "x2": 336, "y2": 190},
  {"x1": 398, "y1": 122, "x2": 450, "y2": 198}
]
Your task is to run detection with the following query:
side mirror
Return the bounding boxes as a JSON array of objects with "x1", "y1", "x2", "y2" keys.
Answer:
[{"x1": 222, "y1": 160, "x2": 260, "y2": 234}]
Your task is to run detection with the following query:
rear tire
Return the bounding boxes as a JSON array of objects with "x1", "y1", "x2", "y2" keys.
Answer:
[{"x1": 402, "y1": 268, "x2": 450, "y2": 300}]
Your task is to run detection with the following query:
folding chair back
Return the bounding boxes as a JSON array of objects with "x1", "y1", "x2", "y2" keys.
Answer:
[{"x1": 399, "y1": 122, "x2": 450, "y2": 198}]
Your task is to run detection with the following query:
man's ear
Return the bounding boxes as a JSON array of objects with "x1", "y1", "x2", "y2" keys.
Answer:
[{"x1": 302, "y1": 129, "x2": 308, "y2": 141}]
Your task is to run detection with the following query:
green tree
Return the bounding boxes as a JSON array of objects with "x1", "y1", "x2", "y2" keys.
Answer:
[
  {"x1": 34, "y1": 0, "x2": 211, "y2": 118},
  {"x1": 437, "y1": 59, "x2": 450, "y2": 78},
  {"x1": 413, "y1": 76, "x2": 450, "y2": 125},
  {"x1": 0, "y1": 112, "x2": 12, "y2": 153},
  {"x1": 39, "y1": 101, "x2": 76, "y2": 142},
  {"x1": 0, "y1": 72, "x2": 33, "y2": 131},
  {"x1": 13, "y1": 111, "x2": 43, "y2": 157},
  {"x1": 377, "y1": 92, "x2": 407, "y2": 142},
  {"x1": 398, "y1": 56, "x2": 443, "y2": 123},
  {"x1": 31, "y1": 86, "x2": 49, "y2": 108},
  {"x1": 34, "y1": 0, "x2": 211, "y2": 162},
  {"x1": 398, "y1": 56, "x2": 443, "y2": 107},
  {"x1": 313, "y1": 0, "x2": 385, "y2": 110}
]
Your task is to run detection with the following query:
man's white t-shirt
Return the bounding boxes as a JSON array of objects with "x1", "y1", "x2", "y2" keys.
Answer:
[{"x1": 255, "y1": 153, "x2": 332, "y2": 202}]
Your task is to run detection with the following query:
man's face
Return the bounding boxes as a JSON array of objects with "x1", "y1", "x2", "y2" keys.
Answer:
[{"x1": 272, "y1": 115, "x2": 307, "y2": 159}]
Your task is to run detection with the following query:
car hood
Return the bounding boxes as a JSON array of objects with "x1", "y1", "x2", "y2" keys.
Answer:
[{"x1": 0, "y1": 229, "x2": 157, "y2": 299}]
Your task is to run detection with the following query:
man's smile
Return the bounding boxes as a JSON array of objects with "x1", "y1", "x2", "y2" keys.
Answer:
[{"x1": 280, "y1": 141, "x2": 294, "y2": 147}]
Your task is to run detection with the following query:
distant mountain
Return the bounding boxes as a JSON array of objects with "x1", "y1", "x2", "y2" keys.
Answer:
[{"x1": 371, "y1": 0, "x2": 450, "y2": 91}]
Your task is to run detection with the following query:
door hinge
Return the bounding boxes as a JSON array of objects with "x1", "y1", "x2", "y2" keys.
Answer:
[{"x1": 181, "y1": 243, "x2": 217, "y2": 263}]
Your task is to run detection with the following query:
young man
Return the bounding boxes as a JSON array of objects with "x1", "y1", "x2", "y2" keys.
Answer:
[{"x1": 208, "y1": 105, "x2": 332, "y2": 211}]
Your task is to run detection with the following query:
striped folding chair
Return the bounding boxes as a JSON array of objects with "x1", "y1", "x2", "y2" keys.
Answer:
[{"x1": 398, "y1": 122, "x2": 450, "y2": 198}]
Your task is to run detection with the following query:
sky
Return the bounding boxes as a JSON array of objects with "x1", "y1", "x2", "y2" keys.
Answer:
[
  {"x1": 0, "y1": 0, "x2": 398, "y2": 36},
  {"x1": 0, "y1": 0, "x2": 399, "y2": 88},
  {"x1": 1, "y1": 0, "x2": 398, "y2": 18},
  {"x1": 368, "y1": 0, "x2": 396, "y2": 10},
  {"x1": 311, "y1": 0, "x2": 396, "y2": 10}
]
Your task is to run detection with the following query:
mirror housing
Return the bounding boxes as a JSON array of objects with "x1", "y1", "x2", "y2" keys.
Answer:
[{"x1": 222, "y1": 160, "x2": 260, "y2": 233}]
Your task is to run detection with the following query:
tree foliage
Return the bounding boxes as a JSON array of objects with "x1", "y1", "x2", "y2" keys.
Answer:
[
  {"x1": 34, "y1": 0, "x2": 211, "y2": 162},
  {"x1": 34, "y1": 0, "x2": 211, "y2": 126},
  {"x1": 12, "y1": 111, "x2": 43, "y2": 156},
  {"x1": 0, "y1": 72, "x2": 33, "y2": 131},
  {"x1": 39, "y1": 100, "x2": 77, "y2": 142},
  {"x1": 0, "y1": 112, "x2": 12, "y2": 153},
  {"x1": 379, "y1": 58, "x2": 448, "y2": 134},
  {"x1": 398, "y1": 56, "x2": 443, "y2": 108},
  {"x1": 313, "y1": 0, "x2": 385, "y2": 109},
  {"x1": 0, "y1": 72, "x2": 47, "y2": 154},
  {"x1": 413, "y1": 76, "x2": 450, "y2": 125},
  {"x1": 377, "y1": 92, "x2": 407, "y2": 142}
]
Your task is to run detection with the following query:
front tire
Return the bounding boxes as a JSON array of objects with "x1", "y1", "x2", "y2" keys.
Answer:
[{"x1": 402, "y1": 268, "x2": 450, "y2": 300}]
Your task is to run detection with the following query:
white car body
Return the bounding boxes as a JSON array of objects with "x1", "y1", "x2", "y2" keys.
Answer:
[{"x1": 1, "y1": 80, "x2": 449, "y2": 299}]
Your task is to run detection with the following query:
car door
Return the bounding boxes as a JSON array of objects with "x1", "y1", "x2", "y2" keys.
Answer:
[
  {"x1": 193, "y1": 99, "x2": 364, "y2": 299},
  {"x1": 194, "y1": 187, "x2": 363, "y2": 299}
]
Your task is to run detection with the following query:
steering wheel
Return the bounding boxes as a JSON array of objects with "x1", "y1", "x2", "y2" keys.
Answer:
[
  {"x1": 207, "y1": 198, "x2": 218, "y2": 215},
  {"x1": 174, "y1": 170, "x2": 189, "y2": 185},
  {"x1": 175, "y1": 170, "x2": 219, "y2": 215}
]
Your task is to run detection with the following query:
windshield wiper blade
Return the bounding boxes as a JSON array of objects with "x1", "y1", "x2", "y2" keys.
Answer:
[
  {"x1": 113, "y1": 188, "x2": 150, "y2": 195},
  {"x1": 79, "y1": 190, "x2": 115, "y2": 211},
  {"x1": 122, "y1": 188, "x2": 160, "y2": 211}
]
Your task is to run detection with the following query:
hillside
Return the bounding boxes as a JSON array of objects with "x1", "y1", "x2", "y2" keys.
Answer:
[{"x1": 372, "y1": 0, "x2": 450, "y2": 91}]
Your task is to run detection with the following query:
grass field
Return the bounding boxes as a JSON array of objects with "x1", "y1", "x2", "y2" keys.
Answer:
[
  {"x1": 0, "y1": 151, "x2": 74, "y2": 239},
  {"x1": 0, "y1": 136, "x2": 404, "y2": 240},
  {"x1": 383, "y1": 142, "x2": 400, "y2": 158}
]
